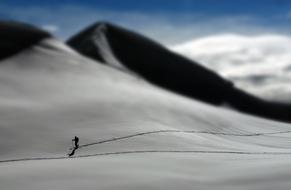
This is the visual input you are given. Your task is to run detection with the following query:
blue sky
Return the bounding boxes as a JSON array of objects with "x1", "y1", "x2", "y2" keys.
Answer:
[
  {"x1": 3, "y1": 0, "x2": 291, "y2": 15},
  {"x1": 1, "y1": 0, "x2": 291, "y2": 44}
]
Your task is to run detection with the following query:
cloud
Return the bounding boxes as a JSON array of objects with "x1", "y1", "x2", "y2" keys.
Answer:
[
  {"x1": 172, "y1": 34, "x2": 291, "y2": 102},
  {"x1": 41, "y1": 24, "x2": 59, "y2": 33}
]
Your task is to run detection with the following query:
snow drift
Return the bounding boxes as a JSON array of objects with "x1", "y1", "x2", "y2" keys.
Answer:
[{"x1": 0, "y1": 21, "x2": 291, "y2": 190}]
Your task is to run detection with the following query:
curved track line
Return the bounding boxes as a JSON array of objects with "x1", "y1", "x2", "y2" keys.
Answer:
[
  {"x1": 1, "y1": 150, "x2": 291, "y2": 164},
  {"x1": 2, "y1": 130, "x2": 291, "y2": 164},
  {"x1": 79, "y1": 129, "x2": 291, "y2": 149}
]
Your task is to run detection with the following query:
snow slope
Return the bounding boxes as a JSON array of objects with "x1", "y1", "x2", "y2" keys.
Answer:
[{"x1": 1, "y1": 37, "x2": 291, "y2": 190}]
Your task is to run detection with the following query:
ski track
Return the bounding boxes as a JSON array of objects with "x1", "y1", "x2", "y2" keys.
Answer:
[
  {"x1": 1, "y1": 129, "x2": 291, "y2": 164},
  {"x1": 1, "y1": 150, "x2": 291, "y2": 164},
  {"x1": 78, "y1": 129, "x2": 291, "y2": 148}
]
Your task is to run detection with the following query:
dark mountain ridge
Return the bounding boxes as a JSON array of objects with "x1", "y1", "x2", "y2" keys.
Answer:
[
  {"x1": 67, "y1": 22, "x2": 291, "y2": 123},
  {"x1": 0, "y1": 21, "x2": 51, "y2": 60}
]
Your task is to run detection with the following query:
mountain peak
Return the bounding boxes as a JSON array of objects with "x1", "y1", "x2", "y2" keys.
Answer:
[{"x1": 0, "y1": 21, "x2": 51, "y2": 60}]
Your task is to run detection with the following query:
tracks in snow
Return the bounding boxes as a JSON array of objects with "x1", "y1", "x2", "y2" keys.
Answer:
[
  {"x1": 78, "y1": 129, "x2": 291, "y2": 148},
  {"x1": 1, "y1": 129, "x2": 291, "y2": 164},
  {"x1": 1, "y1": 150, "x2": 291, "y2": 164}
]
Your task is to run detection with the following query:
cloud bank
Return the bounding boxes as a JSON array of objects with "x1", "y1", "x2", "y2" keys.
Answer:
[{"x1": 172, "y1": 34, "x2": 291, "y2": 102}]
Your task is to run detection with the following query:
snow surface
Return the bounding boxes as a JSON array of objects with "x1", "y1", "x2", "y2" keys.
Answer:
[
  {"x1": 1, "y1": 38, "x2": 291, "y2": 190},
  {"x1": 172, "y1": 34, "x2": 291, "y2": 102}
]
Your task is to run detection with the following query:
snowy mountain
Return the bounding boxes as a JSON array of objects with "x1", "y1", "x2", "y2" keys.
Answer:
[
  {"x1": 67, "y1": 22, "x2": 291, "y2": 123},
  {"x1": 1, "y1": 21, "x2": 291, "y2": 190}
]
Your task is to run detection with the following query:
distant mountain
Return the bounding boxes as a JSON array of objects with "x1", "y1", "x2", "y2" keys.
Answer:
[
  {"x1": 67, "y1": 22, "x2": 235, "y2": 104},
  {"x1": 67, "y1": 22, "x2": 291, "y2": 123},
  {"x1": 0, "y1": 21, "x2": 51, "y2": 60}
]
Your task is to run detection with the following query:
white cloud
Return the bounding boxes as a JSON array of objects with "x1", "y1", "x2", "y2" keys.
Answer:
[
  {"x1": 172, "y1": 34, "x2": 291, "y2": 102},
  {"x1": 41, "y1": 24, "x2": 59, "y2": 33}
]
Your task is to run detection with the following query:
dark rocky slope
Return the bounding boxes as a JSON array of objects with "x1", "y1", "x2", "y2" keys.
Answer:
[
  {"x1": 0, "y1": 21, "x2": 51, "y2": 60},
  {"x1": 67, "y1": 22, "x2": 291, "y2": 123}
]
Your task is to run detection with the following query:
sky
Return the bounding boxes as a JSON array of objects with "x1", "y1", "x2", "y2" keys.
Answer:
[{"x1": 1, "y1": 0, "x2": 291, "y2": 44}]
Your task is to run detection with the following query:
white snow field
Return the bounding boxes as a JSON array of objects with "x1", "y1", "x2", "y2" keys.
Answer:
[
  {"x1": 0, "y1": 38, "x2": 291, "y2": 190},
  {"x1": 172, "y1": 34, "x2": 291, "y2": 102}
]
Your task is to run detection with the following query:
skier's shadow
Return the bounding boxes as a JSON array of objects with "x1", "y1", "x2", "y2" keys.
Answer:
[{"x1": 68, "y1": 147, "x2": 78, "y2": 157}]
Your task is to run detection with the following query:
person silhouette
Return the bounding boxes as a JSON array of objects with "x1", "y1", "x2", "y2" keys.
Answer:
[
  {"x1": 72, "y1": 136, "x2": 79, "y2": 149},
  {"x1": 68, "y1": 136, "x2": 80, "y2": 157}
]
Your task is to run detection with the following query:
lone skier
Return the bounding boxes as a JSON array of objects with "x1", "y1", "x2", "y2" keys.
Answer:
[
  {"x1": 68, "y1": 136, "x2": 80, "y2": 157},
  {"x1": 72, "y1": 136, "x2": 79, "y2": 149}
]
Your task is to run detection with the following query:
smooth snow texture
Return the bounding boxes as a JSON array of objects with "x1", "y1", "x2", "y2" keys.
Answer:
[
  {"x1": 172, "y1": 34, "x2": 291, "y2": 102},
  {"x1": 0, "y1": 39, "x2": 291, "y2": 190}
]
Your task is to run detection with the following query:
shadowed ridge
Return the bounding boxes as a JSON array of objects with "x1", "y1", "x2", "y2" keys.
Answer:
[
  {"x1": 67, "y1": 21, "x2": 234, "y2": 105},
  {"x1": 67, "y1": 21, "x2": 291, "y2": 123},
  {"x1": 0, "y1": 21, "x2": 51, "y2": 60},
  {"x1": 67, "y1": 22, "x2": 108, "y2": 63},
  {"x1": 227, "y1": 87, "x2": 291, "y2": 123}
]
